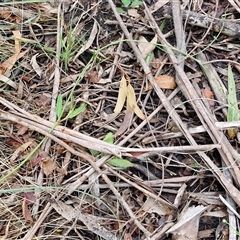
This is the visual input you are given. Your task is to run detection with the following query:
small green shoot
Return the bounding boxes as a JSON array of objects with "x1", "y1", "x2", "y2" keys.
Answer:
[
  {"x1": 121, "y1": 0, "x2": 131, "y2": 7},
  {"x1": 108, "y1": 158, "x2": 133, "y2": 168},
  {"x1": 56, "y1": 93, "x2": 63, "y2": 120},
  {"x1": 160, "y1": 19, "x2": 168, "y2": 31},
  {"x1": 145, "y1": 51, "x2": 154, "y2": 66},
  {"x1": 103, "y1": 132, "x2": 114, "y2": 144},
  {"x1": 130, "y1": 0, "x2": 142, "y2": 7},
  {"x1": 67, "y1": 104, "x2": 87, "y2": 119},
  {"x1": 117, "y1": 0, "x2": 143, "y2": 13},
  {"x1": 60, "y1": 25, "x2": 85, "y2": 70},
  {"x1": 90, "y1": 132, "x2": 114, "y2": 157},
  {"x1": 227, "y1": 64, "x2": 240, "y2": 138},
  {"x1": 90, "y1": 132, "x2": 133, "y2": 168},
  {"x1": 56, "y1": 93, "x2": 87, "y2": 121},
  {"x1": 222, "y1": 219, "x2": 240, "y2": 236}
]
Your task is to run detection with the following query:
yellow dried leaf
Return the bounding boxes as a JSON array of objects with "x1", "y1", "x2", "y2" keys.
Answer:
[
  {"x1": 114, "y1": 75, "x2": 127, "y2": 113},
  {"x1": 155, "y1": 75, "x2": 176, "y2": 89},
  {"x1": 1, "y1": 30, "x2": 22, "y2": 76},
  {"x1": 127, "y1": 84, "x2": 145, "y2": 120}
]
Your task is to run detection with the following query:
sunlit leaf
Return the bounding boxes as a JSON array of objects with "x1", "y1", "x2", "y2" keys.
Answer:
[
  {"x1": 227, "y1": 64, "x2": 239, "y2": 138},
  {"x1": 56, "y1": 94, "x2": 63, "y2": 119},
  {"x1": 90, "y1": 149, "x2": 99, "y2": 157},
  {"x1": 108, "y1": 158, "x2": 133, "y2": 168},
  {"x1": 127, "y1": 83, "x2": 145, "y2": 120},
  {"x1": 114, "y1": 75, "x2": 127, "y2": 113},
  {"x1": 131, "y1": 0, "x2": 142, "y2": 7},
  {"x1": 67, "y1": 104, "x2": 86, "y2": 119},
  {"x1": 122, "y1": 0, "x2": 131, "y2": 7},
  {"x1": 117, "y1": 7, "x2": 126, "y2": 14},
  {"x1": 90, "y1": 132, "x2": 114, "y2": 157},
  {"x1": 103, "y1": 132, "x2": 114, "y2": 144}
]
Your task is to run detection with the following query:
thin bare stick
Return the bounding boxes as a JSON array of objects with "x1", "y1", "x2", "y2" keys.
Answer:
[{"x1": 0, "y1": 110, "x2": 220, "y2": 155}]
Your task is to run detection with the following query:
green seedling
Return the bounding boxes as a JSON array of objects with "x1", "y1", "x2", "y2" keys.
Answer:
[
  {"x1": 60, "y1": 26, "x2": 85, "y2": 70},
  {"x1": 56, "y1": 93, "x2": 87, "y2": 121},
  {"x1": 117, "y1": 0, "x2": 143, "y2": 14},
  {"x1": 222, "y1": 219, "x2": 240, "y2": 236},
  {"x1": 90, "y1": 132, "x2": 133, "y2": 168}
]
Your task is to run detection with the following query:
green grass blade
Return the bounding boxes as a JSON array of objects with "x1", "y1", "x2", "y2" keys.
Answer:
[
  {"x1": 227, "y1": 64, "x2": 239, "y2": 138},
  {"x1": 56, "y1": 94, "x2": 63, "y2": 119},
  {"x1": 108, "y1": 158, "x2": 133, "y2": 168}
]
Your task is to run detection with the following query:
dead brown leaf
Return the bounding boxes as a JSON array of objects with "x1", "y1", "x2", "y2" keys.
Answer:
[
  {"x1": 0, "y1": 9, "x2": 22, "y2": 23},
  {"x1": 16, "y1": 125, "x2": 28, "y2": 136},
  {"x1": 166, "y1": 205, "x2": 208, "y2": 239},
  {"x1": 10, "y1": 141, "x2": 34, "y2": 163},
  {"x1": 155, "y1": 75, "x2": 176, "y2": 89},
  {"x1": 41, "y1": 158, "x2": 57, "y2": 176},
  {"x1": 0, "y1": 74, "x2": 17, "y2": 89},
  {"x1": 33, "y1": 94, "x2": 51, "y2": 107},
  {"x1": 202, "y1": 89, "x2": 214, "y2": 99},
  {"x1": 1, "y1": 30, "x2": 21, "y2": 76},
  {"x1": 86, "y1": 70, "x2": 99, "y2": 83},
  {"x1": 22, "y1": 197, "x2": 33, "y2": 223},
  {"x1": 115, "y1": 109, "x2": 133, "y2": 136},
  {"x1": 127, "y1": 9, "x2": 140, "y2": 19},
  {"x1": 73, "y1": 20, "x2": 98, "y2": 61}
]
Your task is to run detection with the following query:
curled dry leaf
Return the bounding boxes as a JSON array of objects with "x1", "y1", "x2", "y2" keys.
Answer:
[
  {"x1": 0, "y1": 30, "x2": 29, "y2": 77},
  {"x1": 138, "y1": 35, "x2": 158, "y2": 59},
  {"x1": 127, "y1": 83, "x2": 145, "y2": 120},
  {"x1": 142, "y1": 197, "x2": 167, "y2": 215},
  {"x1": 10, "y1": 141, "x2": 34, "y2": 163},
  {"x1": 115, "y1": 109, "x2": 133, "y2": 136},
  {"x1": 30, "y1": 54, "x2": 42, "y2": 77},
  {"x1": 114, "y1": 75, "x2": 127, "y2": 114},
  {"x1": 41, "y1": 158, "x2": 57, "y2": 176},
  {"x1": 0, "y1": 74, "x2": 17, "y2": 89},
  {"x1": 73, "y1": 20, "x2": 98, "y2": 61},
  {"x1": 33, "y1": 94, "x2": 51, "y2": 107},
  {"x1": 51, "y1": 200, "x2": 118, "y2": 240},
  {"x1": 86, "y1": 70, "x2": 99, "y2": 83},
  {"x1": 166, "y1": 205, "x2": 207, "y2": 239}
]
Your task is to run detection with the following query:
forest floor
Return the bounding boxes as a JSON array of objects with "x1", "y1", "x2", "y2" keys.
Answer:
[{"x1": 0, "y1": 0, "x2": 240, "y2": 239}]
